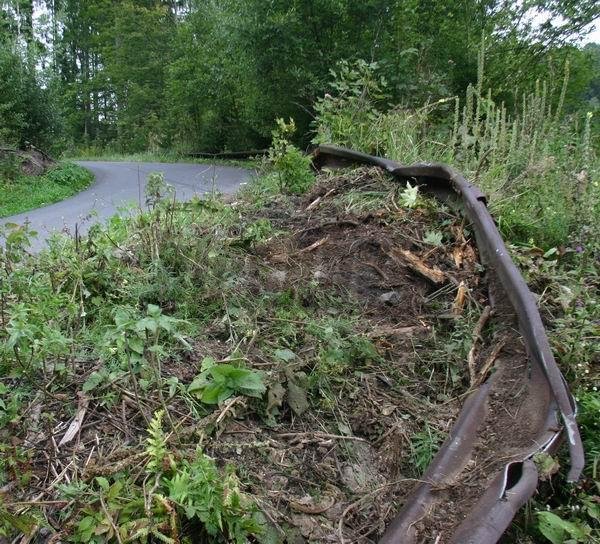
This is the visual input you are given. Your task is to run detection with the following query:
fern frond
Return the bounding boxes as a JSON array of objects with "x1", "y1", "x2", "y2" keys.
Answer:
[{"x1": 146, "y1": 410, "x2": 167, "y2": 473}]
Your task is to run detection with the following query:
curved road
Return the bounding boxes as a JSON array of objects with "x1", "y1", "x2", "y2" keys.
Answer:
[{"x1": 1, "y1": 161, "x2": 253, "y2": 251}]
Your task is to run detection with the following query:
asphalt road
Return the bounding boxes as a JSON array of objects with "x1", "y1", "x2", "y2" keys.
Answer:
[{"x1": 1, "y1": 161, "x2": 253, "y2": 251}]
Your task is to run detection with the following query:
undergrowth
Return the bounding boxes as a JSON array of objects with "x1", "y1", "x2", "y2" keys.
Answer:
[
  {"x1": 0, "y1": 162, "x2": 94, "y2": 217},
  {"x1": 0, "y1": 157, "x2": 488, "y2": 541},
  {"x1": 0, "y1": 46, "x2": 597, "y2": 542},
  {"x1": 313, "y1": 54, "x2": 599, "y2": 250},
  {"x1": 313, "y1": 51, "x2": 599, "y2": 543}
]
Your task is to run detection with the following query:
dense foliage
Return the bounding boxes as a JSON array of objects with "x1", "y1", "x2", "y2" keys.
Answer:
[
  {"x1": 0, "y1": 0, "x2": 598, "y2": 153},
  {"x1": 0, "y1": 0, "x2": 599, "y2": 542}
]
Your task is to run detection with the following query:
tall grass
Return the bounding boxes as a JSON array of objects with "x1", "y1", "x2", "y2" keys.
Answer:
[{"x1": 314, "y1": 56, "x2": 598, "y2": 248}]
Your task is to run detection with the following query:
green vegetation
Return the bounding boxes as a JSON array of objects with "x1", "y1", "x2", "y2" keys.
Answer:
[
  {"x1": 63, "y1": 150, "x2": 261, "y2": 170},
  {"x1": 0, "y1": 162, "x2": 93, "y2": 217},
  {"x1": 1, "y1": 1, "x2": 599, "y2": 155},
  {"x1": 313, "y1": 56, "x2": 599, "y2": 249},
  {"x1": 0, "y1": 0, "x2": 599, "y2": 542},
  {"x1": 0, "y1": 150, "x2": 500, "y2": 541},
  {"x1": 502, "y1": 242, "x2": 600, "y2": 543},
  {"x1": 313, "y1": 55, "x2": 599, "y2": 544}
]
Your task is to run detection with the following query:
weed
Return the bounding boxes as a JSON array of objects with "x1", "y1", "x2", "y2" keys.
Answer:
[
  {"x1": 62, "y1": 412, "x2": 265, "y2": 543},
  {"x1": 268, "y1": 118, "x2": 314, "y2": 194},
  {"x1": 188, "y1": 358, "x2": 266, "y2": 404},
  {"x1": 399, "y1": 181, "x2": 419, "y2": 208},
  {"x1": 410, "y1": 424, "x2": 444, "y2": 476},
  {"x1": 313, "y1": 53, "x2": 599, "y2": 249},
  {"x1": 0, "y1": 162, "x2": 93, "y2": 217}
]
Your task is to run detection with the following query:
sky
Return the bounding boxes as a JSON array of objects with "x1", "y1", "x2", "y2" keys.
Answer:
[
  {"x1": 582, "y1": 22, "x2": 600, "y2": 44},
  {"x1": 530, "y1": 11, "x2": 600, "y2": 45}
]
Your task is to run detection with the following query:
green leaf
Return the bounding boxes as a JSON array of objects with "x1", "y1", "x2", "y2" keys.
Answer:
[
  {"x1": 274, "y1": 348, "x2": 296, "y2": 362},
  {"x1": 202, "y1": 384, "x2": 231, "y2": 404},
  {"x1": 136, "y1": 317, "x2": 158, "y2": 334},
  {"x1": 147, "y1": 304, "x2": 161, "y2": 317},
  {"x1": 107, "y1": 480, "x2": 123, "y2": 501},
  {"x1": 95, "y1": 476, "x2": 110, "y2": 491},
  {"x1": 189, "y1": 364, "x2": 265, "y2": 403},
  {"x1": 537, "y1": 511, "x2": 588, "y2": 544},
  {"x1": 423, "y1": 230, "x2": 443, "y2": 246},
  {"x1": 114, "y1": 308, "x2": 133, "y2": 328},
  {"x1": 188, "y1": 373, "x2": 210, "y2": 396},
  {"x1": 543, "y1": 247, "x2": 558, "y2": 259},
  {"x1": 77, "y1": 515, "x2": 97, "y2": 533},
  {"x1": 83, "y1": 370, "x2": 107, "y2": 392},
  {"x1": 128, "y1": 335, "x2": 145, "y2": 355},
  {"x1": 200, "y1": 356, "x2": 216, "y2": 371},
  {"x1": 235, "y1": 372, "x2": 266, "y2": 398}
]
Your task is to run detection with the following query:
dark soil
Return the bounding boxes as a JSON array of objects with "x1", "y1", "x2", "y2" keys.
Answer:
[
  {"x1": 0, "y1": 147, "x2": 55, "y2": 176},
  {"x1": 6, "y1": 167, "x2": 544, "y2": 543}
]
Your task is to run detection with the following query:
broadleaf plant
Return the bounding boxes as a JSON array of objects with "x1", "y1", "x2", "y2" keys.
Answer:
[{"x1": 188, "y1": 361, "x2": 266, "y2": 404}]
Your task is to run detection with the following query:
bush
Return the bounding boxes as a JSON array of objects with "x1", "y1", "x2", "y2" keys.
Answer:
[
  {"x1": 313, "y1": 56, "x2": 599, "y2": 249},
  {"x1": 268, "y1": 118, "x2": 314, "y2": 194}
]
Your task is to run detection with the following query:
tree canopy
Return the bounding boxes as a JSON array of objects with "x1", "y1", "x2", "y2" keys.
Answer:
[{"x1": 0, "y1": 0, "x2": 598, "y2": 153}]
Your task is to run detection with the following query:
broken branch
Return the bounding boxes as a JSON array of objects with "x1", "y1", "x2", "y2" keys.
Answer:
[{"x1": 387, "y1": 247, "x2": 446, "y2": 285}]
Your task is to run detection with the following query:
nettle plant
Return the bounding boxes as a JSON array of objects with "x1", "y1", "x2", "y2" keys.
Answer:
[
  {"x1": 268, "y1": 118, "x2": 314, "y2": 194},
  {"x1": 84, "y1": 304, "x2": 190, "y2": 418},
  {"x1": 188, "y1": 356, "x2": 266, "y2": 405}
]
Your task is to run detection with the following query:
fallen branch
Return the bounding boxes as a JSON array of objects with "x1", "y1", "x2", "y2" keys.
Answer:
[
  {"x1": 296, "y1": 236, "x2": 329, "y2": 254},
  {"x1": 467, "y1": 305, "x2": 492, "y2": 386},
  {"x1": 473, "y1": 339, "x2": 506, "y2": 387},
  {"x1": 58, "y1": 393, "x2": 89, "y2": 448},
  {"x1": 364, "y1": 261, "x2": 389, "y2": 281},
  {"x1": 305, "y1": 187, "x2": 337, "y2": 212},
  {"x1": 387, "y1": 247, "x2": 446, "y2": 285}
]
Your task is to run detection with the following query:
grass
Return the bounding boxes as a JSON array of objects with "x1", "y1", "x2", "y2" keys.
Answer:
[
  {"x1": 0, "y1": 162, "x2": 94, "y2": 218},
  {"x1": 64, "y1": 149, "x2": 261, "y2": 170},
  {"x1": 314, "y1": 58, "x2": 599, "y2": 543}
]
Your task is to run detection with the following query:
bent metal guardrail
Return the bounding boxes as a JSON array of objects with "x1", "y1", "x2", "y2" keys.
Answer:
[{"x1": 312, "y1": 145, "x2": 584, "y2": 544}]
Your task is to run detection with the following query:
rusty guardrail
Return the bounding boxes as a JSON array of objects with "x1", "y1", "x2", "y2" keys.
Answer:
[{"x1": 313, "y1": 145, "x2": 584, "y2": 544}]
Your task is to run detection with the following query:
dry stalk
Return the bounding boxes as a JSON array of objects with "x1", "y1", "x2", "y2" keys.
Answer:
[
  {"x1": 467, "y1": 305, "x2": 492, "y2": 386},
  {"x1": 473, "y1": 339, "x2": 506, "y2": 387}
]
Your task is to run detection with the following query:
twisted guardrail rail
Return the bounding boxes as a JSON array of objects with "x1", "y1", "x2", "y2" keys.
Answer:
[{"x1": 313, "y1": 145, "x2": 584, "y2": 544}]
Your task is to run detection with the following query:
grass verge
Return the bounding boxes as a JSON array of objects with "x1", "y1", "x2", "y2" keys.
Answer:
[
  {"x1": 0, "y1": 162, "x2": 94, "y2": 218},
  {"x1": 64, "y1": 150, "x2": 261, "y2": 170}
]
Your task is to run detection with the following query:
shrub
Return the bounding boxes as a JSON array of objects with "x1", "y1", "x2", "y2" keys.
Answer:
[{"x1": 268, "y1": 118, "x2": 314, "y2": 194}]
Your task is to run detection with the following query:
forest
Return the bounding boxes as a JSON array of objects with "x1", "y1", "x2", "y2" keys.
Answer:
[
  {"x1": 0, "y1": 1, "x2": 599, "y2": 543},
  {"x1": 0, "y1": 0, "x2": 599, "y2": 154}
]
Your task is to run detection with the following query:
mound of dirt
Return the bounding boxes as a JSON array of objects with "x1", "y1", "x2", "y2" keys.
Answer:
[
  {"x1": 0, "y1": 146, "x2": 55, "y2": 176},
  {"x1": 215, "y1": 168, "x2": 531, "y2": 543},
  {"x1": 5, "y1": 167, "x2": 540, "y2": 543}
]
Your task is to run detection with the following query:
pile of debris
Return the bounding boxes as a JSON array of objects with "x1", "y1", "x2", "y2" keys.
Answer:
[{"x1": 0, "y1": 146, "x2": 55, "y2": 177}]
